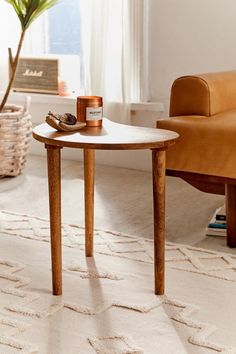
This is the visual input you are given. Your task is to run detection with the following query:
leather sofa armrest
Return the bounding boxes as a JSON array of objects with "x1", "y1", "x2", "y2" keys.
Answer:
[{"x1": 170, "y1": 71, "x2": 236, "y2": 117}]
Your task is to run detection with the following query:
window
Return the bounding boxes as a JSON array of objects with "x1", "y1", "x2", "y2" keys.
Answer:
[
  {"x1": 24, "y1": 0, "x2": 82, "y2": 95},
  {"x1": 0, "y1": 0, "x2": 145, "y2": 116},
  {"x1": 47, "y1": 0, "x2": 81, "y2": 55}
]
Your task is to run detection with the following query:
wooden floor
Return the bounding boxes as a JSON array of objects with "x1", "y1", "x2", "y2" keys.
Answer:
[{"x1": 1, "y1": 154, "x2": 233, "y2": 254}]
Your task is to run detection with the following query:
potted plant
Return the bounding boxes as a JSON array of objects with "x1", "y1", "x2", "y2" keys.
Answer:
[{"x1": 0, "y1": 0, "x2": 58, "y2": 177}]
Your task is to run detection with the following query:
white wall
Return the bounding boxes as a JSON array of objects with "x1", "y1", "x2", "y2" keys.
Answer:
[{"x1": 148, "y1": 0, "x2": 236, "y2": 115}]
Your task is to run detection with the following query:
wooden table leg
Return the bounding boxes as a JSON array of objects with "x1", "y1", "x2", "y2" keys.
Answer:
[
  {"x1": 152, "y1": 149, "x2": 166, "y2": 295},
  {"x1": 46, "y1": 144, "x2": 62, "y2": 295},
  {"x1": 84, "y1": 149, "x2": 95, "y2": 257},
  {"x1": 225, "y1": 184, "x2": 236, "y2": 247}
]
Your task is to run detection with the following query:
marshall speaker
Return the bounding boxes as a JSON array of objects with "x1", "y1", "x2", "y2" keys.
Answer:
[{"x1": 11, "y1": 57, "x2": 59, "y2": 94}]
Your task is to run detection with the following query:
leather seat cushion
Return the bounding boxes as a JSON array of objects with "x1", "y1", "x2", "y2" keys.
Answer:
[{"x1": 157, "y1": 110, "x2": 236, "y2": 179}]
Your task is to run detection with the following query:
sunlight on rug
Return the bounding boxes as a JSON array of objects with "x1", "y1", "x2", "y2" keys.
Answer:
[{"x1": 0, "y1": 210, "x2": 235, "y2": 354}]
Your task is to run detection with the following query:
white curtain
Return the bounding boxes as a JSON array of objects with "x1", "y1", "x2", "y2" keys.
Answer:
[
  {"x1": 80, "y1": 0, "x2": 143, "y2": 124},
  {"x1": 23, "y1": 16, "x2": 47, "y2": 55}
]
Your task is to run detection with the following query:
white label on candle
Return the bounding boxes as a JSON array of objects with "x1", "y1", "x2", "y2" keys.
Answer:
[{"x1": 86, "y1": 107, "x2": 103, "y2": 121}]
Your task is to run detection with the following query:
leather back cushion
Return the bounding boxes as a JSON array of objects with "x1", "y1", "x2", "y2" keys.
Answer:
[{"x1": 170, "y1": 71, "x2": 236, "y2": 117}]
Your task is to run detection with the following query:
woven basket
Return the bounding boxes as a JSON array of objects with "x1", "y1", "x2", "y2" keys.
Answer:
[{"x1": 0, "y1": 103, "x2": 32, "y2": 177}]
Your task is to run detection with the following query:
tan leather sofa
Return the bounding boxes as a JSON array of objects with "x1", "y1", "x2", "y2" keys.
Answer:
[{"x1": 157, "y1": 71, "x2": 236, "y2": 247}]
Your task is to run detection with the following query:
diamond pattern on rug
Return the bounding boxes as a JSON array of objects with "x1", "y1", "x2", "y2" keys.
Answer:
[
  {"x1": 1, "y1": 210, "x2": 236, "y2": 353},
  {"x1": 0, "y1": 315, "x2": 37, "y2": 354},
  {"x1": 163, "y1": 298, "x2": 236, "y2": 354},
  {"x1": 88, "y1": 335, "x2": 143, "y2": 354},
  {"x1": 0, "y1": 258, "x2": 63, "y2": 319},
  {"x1": 65, "y1": 264, "x2": 124, "y2": 280},
  {"x1": 1, "y1": 210, "x2": 236, "y2": 282},
  {"x1": 1, "y1": 257, "x2": 235, "y2": 354},
  {"x1": 166, "y1": 244, "x2": 236, "y2": 281}
]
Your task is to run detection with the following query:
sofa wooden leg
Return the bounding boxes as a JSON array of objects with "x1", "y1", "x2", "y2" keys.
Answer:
[{"x1": 225, "y1": 184, "x2": 236, "y2": 248}]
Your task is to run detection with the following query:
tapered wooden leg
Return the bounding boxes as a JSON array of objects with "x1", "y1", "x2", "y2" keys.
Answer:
[
  {"x1": 46, "y1": 144, "x2": 62, "y2": 295},
  {"x1": 152, "y1": 149, "x2": 166, "y2": 295},
  {"x1": 225, "y1": 184, "x2": 236, "y2": 247},
  {"x1": 84, "y1": 149, "x2": 95, "y2": 256}
]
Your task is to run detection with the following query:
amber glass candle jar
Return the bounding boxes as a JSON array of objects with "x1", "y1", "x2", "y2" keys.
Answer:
[{"x1": 77, "y1": 96, "x2": 103, "y2": 127}]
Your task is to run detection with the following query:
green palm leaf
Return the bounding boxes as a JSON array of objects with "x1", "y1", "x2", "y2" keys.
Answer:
[{"x1": 4, "y1": 0, "x2": 59, "y2": 30}]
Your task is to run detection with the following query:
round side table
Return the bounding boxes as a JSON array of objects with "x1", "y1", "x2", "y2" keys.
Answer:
[{"x1": 33, "y1": 118, "x2": 179, "y2": 296}]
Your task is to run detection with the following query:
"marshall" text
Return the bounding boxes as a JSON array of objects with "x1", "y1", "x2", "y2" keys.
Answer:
[{"x1": 22, "y1": 69, "x2": 43, "y2": 77}]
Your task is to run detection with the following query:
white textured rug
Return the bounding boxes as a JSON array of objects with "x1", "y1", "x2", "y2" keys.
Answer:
[{"x1": 0, "y1": 211, "x2": 236, "y2": 354}]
